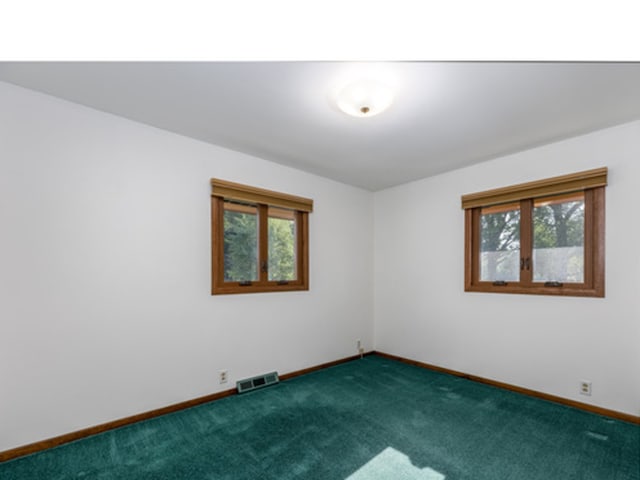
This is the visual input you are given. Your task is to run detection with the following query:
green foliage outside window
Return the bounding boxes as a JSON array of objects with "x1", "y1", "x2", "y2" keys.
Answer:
[
  {"x1": 223, "y1": 207, "x2": 296, "y2": 282},
  {"x1": 479, "y1": 196, "x2": 585, "y2": 282},
  {"x1": 268, "y1": 217, "x2": 296, "y2": 281},
  {"x1": 533, "y1": 200, "x2": 584, "y2": 249},
  {"x1": 480, "y1": 207, "x2": 520, "y2": 281},
  {"x1": 224, "y1": 209, "x2": 258, "y2": 282}
]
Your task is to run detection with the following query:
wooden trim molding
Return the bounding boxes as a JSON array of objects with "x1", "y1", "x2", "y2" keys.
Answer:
[
  {"x1": 4, "y1": 350, "x2": 634, "y2": 463},
  {"x1": 210, "y1": 178, "x2": 313, "y2": 212},
  {"x1": 0, "y1": 389, "x2": 236, "y2": 463},
  {"x1": 210, "y1": 179, "x2": 312, "y2": 295},
  {"x1": 374, "y1": 351, "x2": 640, "y2": 425},
  {"x1": 0, "y1": 353, "x2": 369, "y2": 463},
  {"x1": 210, "y1": 197, "x2": 310, "y2": 295},
  {"x1": 463, "y1": 180, "x2": 606, "y2": 298},
  {"x1": 279, "y1": 353, "x2": 372, "y2": 382},
  {"x1": 461, "y1": 167, "x2": 608, "y2": 209}
]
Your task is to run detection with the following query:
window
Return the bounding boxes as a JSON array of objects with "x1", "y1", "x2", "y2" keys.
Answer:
[
  {"x1": 211, "y1": 179, "x2": 312, "y2": 294},
  {"x1": 462, "y1": 168, "x2": 606, "y2": 297}
]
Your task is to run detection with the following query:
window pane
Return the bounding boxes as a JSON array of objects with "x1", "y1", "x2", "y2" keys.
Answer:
[
  {"x1": 533, "y1": 192, "x2": 584, "y2": 283},
  {"x1": 480, "y1": 203, "x2": 521, "y2": 282},
  {"x1": 223, "y1": 202, "x2": 258, "y2": 282},
  {"x1": 268, "y1": 207, "x2": 297, "y2": 281}
]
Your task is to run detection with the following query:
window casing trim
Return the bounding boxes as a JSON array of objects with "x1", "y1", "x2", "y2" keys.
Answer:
[
  {"x1": 211, "y1": 178, "x2": 313, "y2": 212},
  {"x1": 462, "y1": 168, "x2": 606, "y2": 298},
  {"x1": 211, "y1": 179, "x2": 312, "y2": 295},
  {"x1": 460, "y1": 167, "x2": 607, "y2": 210}
]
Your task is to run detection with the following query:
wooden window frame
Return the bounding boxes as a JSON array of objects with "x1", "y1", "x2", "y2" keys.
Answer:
[
  {"x1": 462, "y1": 168, "x2": 606, "y2": 297},
  {"x1": 211, "y1": 179, "x2": 312, "y2": 295}
]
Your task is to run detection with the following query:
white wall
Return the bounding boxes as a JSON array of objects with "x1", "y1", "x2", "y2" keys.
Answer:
[
  {"x1": 374, "y1": 121, "x2": 640, "y2": 416},
  {"x1": 1, "y1": 79, "x2": 637, "y2": 454},
  {"x1": 0, "y1": 81, "x2": 374, "y2": 452}
]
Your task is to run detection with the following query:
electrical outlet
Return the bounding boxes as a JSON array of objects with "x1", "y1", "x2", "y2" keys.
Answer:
[
  {"x1": 580, "y1": 380, "x2": 592, "y2": 396},
  {"x1": 219, "y1": 370, "x2": 228, "y2": 384}
]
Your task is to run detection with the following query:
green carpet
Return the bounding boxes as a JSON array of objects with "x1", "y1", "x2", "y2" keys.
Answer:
[{"x1": 2, "y1": 355, "x2": 638, "y2": 479}]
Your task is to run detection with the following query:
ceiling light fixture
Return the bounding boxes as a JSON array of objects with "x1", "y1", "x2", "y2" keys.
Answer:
[{"x1": 336, "y1": 80, "x2": 394, "y2": 118}]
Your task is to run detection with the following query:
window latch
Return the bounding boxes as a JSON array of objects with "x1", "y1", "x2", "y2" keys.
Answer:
[
  {"x1": 260, "y1": 260, "x2": 268, "y2": 273},
  {"x1": 276, "y1": 280, "x2": 289, "y2": 285},
  {"x1": 492, "y1": 280, "x2": 508, "y2": 286},
  {"x1": 544, "y1": 281, "x2": 564, "y2": 287},
  {"x1": 238, "y1": 281, "x2": 253, "y2": 286}
]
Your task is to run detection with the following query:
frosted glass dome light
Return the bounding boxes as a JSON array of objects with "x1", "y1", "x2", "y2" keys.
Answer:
[{"x1": 336, "y1": 80, "x2": 394, "y2": 118}]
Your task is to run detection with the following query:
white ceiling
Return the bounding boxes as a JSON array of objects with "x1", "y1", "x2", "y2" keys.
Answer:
[{"x1": 1, "y1": 61, "x2": 639, "y2": 191}]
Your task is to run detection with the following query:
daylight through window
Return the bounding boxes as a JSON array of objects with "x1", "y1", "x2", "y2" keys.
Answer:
[
  {"x1": 211, "y1": 179, "x2": 312, "y2": 295},
  {"x1": 462, "y1": 168, "x2": 606, "y2": 297}
]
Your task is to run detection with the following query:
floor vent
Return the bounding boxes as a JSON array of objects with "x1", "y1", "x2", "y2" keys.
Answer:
[{"x1": 237, "y1": 372, "x2": 279, "y2": 394}]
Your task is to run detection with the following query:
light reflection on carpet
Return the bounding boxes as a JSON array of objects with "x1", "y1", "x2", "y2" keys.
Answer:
[{"x1": 347, "y1": 447, "x2": 445, "y2": 480}]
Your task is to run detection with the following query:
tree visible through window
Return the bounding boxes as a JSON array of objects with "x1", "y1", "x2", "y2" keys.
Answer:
[
  {"x1": 480, "y1": 203, "x2": 520, "y2": 282},
  {"x1": 463, "y1": 168, "x2": 606, "y2": 297},
  {"x1": 223, "y1": 202, "x2": 258, "y2": 282},
  {"x1": 211, "y1": 179, "x2": 312, "y2": 295},
  {"x1": 267, "y1": 207, "x2": 297, "y2": 282},
  {"x1": 532, "y1": 193, "x2": 585, "y2": 283}
]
